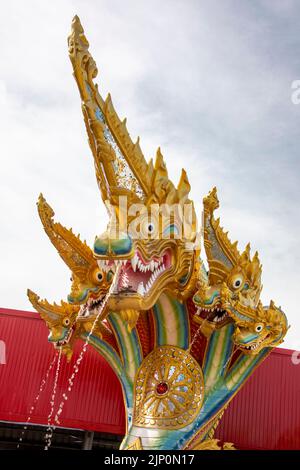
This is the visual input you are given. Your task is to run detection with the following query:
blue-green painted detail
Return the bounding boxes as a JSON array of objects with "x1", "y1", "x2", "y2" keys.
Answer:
[
  {"x1": 225, "y1": 348, "x2": 269, "y2": 392},
  {"x1": 193, "y1": 289, "x2": 220, "y2": 306},
  {"x1": 179, "y1": 273, "x2": 189, "y2": 284},
  {"x1": 85, "y1": 83, "x2": 92, "y2": 96},
  {"x1": 203, "y1": 323, "x2": 234, "y2": 379},
  {"x1": 162, "y1": 348, "x2": 269, "y2": 450},
  {"x1": 95, "y1": 106, "x2": 105, "y2": 123},
  {"x1": 111, "y1": 234, "x2": 132, "y2": 255},
  {"x1": 204, "y1": 290, "x2": 221, "y2": 305},
  {"x1": 152, "y1": 296, "x2": 189, "y2": 349},
  {"x1": 94, "y1": 237, "x2": 109, "y2": 255},
  {"x1": 239, "y1": 333, "x2": 259, "y2": 344},
  {"x1": 67, "y1": 287, "x2": 99, "y2": 304},
  {"x1": 94, "y1": 233, "x2": 133, "y2": 256},
  {"x1": 81, "y1": 331, "x2": 133, "y2": 408},
  {"x1": 163, "y1": 224, "x2": 179, "y2": 236},
  {"x1": 48, "y1": 327, "x2": 68, "y2": 342},
  {"x1": 227, "y1": 306, "x2": 253, "y2": 322},
  {"x1": 108, "y1": 313, "x2": 142, "y2": 375},
  {"x1": 172, "y1": 299, "x2": 189, "y2": 349},
  {"x1": 153, "y1": 302, "x2": 166, "y2": 345}
]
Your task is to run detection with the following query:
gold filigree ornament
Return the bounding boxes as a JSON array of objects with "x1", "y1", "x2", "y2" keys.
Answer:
[
  {"x1": 133, "y1": 346, "x2": 204, "y2": 429},
  {"x1": 126, "y1": 437, "x2": 143, "y2": 450}
]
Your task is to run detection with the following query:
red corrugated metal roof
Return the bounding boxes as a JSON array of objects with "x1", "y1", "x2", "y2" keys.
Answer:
[
  {"x1": 215, "y1": 347, "x2": 300, "y2": 449},
  {"x1": 0, "y1": 308, "x2": 125, "y2": 434},
  {"x1": 1, "y1": 307, "x2": 300, "y2": 449}
]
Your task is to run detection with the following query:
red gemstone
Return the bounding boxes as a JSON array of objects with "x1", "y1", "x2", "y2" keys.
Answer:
[{"x1": 156, "y1": 382, "x2": 169, "y2": 395}]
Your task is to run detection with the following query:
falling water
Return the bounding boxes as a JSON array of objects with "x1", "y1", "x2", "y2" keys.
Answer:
[
  {"x1": 221, "y1": 341, "x2": 235, "y2": 374},
  {"x1": 17, "y1": 352, "x2": 58, "y2": 449},
  {"x1": 45, "y1": 263, "x2": 121, "y2": 450},
  {"x1": 44, "y1": 347, "x2": 62, "y2": 450},
  {"x1": 187, "y1": 309, "x2": 209, "y2": 354}
]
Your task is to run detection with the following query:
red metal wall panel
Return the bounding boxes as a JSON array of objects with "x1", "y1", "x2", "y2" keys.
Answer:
[
  {"x1": 215, "y1": 348, "x2": 300, "y2": 449},
  {"x1": 1, "y1": 307, "x2": 300, "y2": 449},
  {"x1": 0, "y1": 308, "x2": 125, "y2": 435}
]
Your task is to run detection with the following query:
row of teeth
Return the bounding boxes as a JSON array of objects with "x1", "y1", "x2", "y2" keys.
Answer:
[
  {"x1": 242, "y1": 339, "x2": 262, "y2": 351},
  {"x1": 121, "y1": 272, "x2": 129, "y2": 288},
  {"x1": 133, "y1": 253, "x2": 163, "y2": 273},
  {"x1": 97, "y1": 254, "x2": 164, "y2": 273},
  {"x1": 201, "y1": 306, "x2": 223, "y2": 313},
  {"x1": 195, "y1": 307, "x2": 228, "y2": 323},
  {"x1": 213, "y1": 313, "x2": 227, "y2": 323},
  {"x1": 57, "y1": 326, "x2": 74, "y2": 346},
  {"x1": 137, "y1": 264, "x2": 166, "y2": 296},
  {"x1": 97, "y1": 259, "x2": 124, "y2": 273},
  {"x1": 78, "y1": 297, "x2": 104, "y2": 317}
]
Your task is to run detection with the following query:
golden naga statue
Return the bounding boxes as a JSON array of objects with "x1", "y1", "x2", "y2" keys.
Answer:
[{"x1": 28, "y1": 16, "x2": 288, "y2": 450}]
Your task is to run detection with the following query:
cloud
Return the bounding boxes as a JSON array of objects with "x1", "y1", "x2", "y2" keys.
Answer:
[{"x1": 0, "y1": 0, "x2": 299, "y2": 349}]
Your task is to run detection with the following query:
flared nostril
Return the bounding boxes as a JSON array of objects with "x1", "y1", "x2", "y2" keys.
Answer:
[
  {"x1": 94, "y1": 236, "x2": 110, "y2": 255},
  {"x1": 93, "y1": 232, "x2": 133, "y2": 256},
  {"x1": 111, "y1": 232, "x2": 132, "y2": 255}
]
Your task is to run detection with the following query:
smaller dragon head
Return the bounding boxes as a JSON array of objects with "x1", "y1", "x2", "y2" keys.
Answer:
[
  {"x1": 36, "y1": 194, "x2": 114, "y2": 317},
  {"x1": 27, "y1": 290, "x2": 109, "y2": 360},
  {"x1": 229, "y1": 300, "x2": 288, "y2": 355},
  {"x1": 27, "y1": 290, "x2": 80, "y2": 361},
  {"x1": 28, "y1": 195, "x2": 116, "y2": 357},
  {"x1": 193, "y1": 187, "x2": 262, "y2": 329}
]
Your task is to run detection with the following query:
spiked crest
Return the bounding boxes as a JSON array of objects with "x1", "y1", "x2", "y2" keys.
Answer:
[{"x1": 203, "y1": 187, "x2": 262, "y2": 296}]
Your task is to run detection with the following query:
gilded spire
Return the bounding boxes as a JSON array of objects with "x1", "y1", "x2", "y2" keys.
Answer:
[{"x1": 37, "y1": 194, "x2": 97, "y2": 281}]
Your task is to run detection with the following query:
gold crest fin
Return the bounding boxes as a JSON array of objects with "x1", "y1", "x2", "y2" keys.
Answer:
[
  {"x1": 177, "y1": 168, "x2": 191, "y2": 201},
  {"x1": 27, "y1": 289, "x2": 79, "y2": 322},
  {"x1": 203, "y1": 188, "x2": 243, "y2": 281},
  {"x1": 37, "y1": 194, "x2": 96, "y2": 281},
  {"x1": 68, "y1": 16, "x2": 152, "y2": 200}
]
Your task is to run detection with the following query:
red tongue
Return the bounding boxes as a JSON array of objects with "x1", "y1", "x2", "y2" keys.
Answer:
[{"x1": 113, "y1": 250, "x2": 171, "y2": 293}]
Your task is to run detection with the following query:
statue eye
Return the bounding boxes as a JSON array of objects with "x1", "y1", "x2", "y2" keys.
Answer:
[
  {"x1": 63, "y1": 318, "x2": 71, "y2": 327},
  {"x1": 140, "y1": 216, "x2": 158, "y2": 238},
  {"x1": 255, "y1": 324, "x2": 263, "y2": 333},
  {"x1": 230, "y1": 275, "x2": 244, "y2": 290},
  {"x1": 148, "y1": 223, "x2": 154, "y2": 233},
  {"x1": 92, "y1": 269, "x2": 105, "y2": 284}
]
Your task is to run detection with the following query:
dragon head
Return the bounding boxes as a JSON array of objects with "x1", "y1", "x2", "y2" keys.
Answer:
[
  {"x1": 229, "y1": 300, "x2": 288, "y2": 355},
  {"x1": 193, "y1": 187, "x2": 262, "y2": 328},
  {"x1": 68, "y1": 16, "x2": 200, "y2": 311},
  {"x1": 27, "y1": 289, "x2": 107, "y2": 360},
  {"x1": 27, "y1": 290, "x2": 80, "y2": 360},
  {"x1": 36, "y1": 194, "x2": 113, "y2": 317},
  {"x1": 28, "y1": 195, "x2": 115, "y2": 357}
]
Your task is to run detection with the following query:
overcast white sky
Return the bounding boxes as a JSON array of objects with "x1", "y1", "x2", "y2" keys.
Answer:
[{"x1": 0, "y1": 0, "x2": 299, "y2": 350}]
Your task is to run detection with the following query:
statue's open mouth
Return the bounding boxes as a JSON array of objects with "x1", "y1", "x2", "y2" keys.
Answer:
[
  {"x1": 78, "y1": 294, "x2": 107, "y2": 318},
  {"x1": 97, "y1": 249, "x2": 172, "y2": 297},
  {"x1": 55, "y1": 323, "x2": 76, "y2": 347},
  {"x1": 196, "y1": 305, "x2": 230, "y2": 325},
  {"x1": 236, "y1": 334, "x2": 269, "y2": 352}
]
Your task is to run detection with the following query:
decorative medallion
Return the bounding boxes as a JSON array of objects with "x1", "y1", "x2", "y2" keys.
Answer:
[{"x1": 133, "y1": 345, "x2": 204, "y2": 429}]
